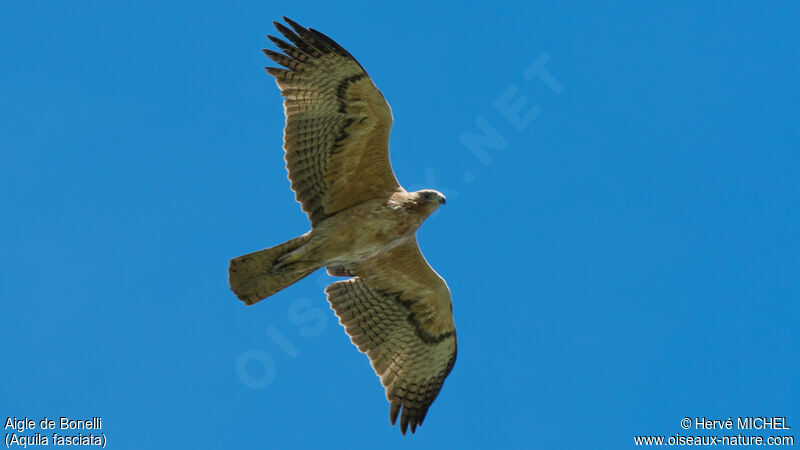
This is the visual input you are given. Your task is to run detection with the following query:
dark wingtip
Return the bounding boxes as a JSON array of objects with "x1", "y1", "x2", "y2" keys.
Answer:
[
  {"x1": 400, "y1": 409, "x2": 409, "y2": 435},
  {"x1": 267, "y1": 35, "x2": 286, "y2": 47},
  {"x1": 262, "y1": 48, "x2": 285, "y2": 63},
  {"x1": 389, "y1": 401, "x2": 400, "y2": 426},
  {"x1": 265, "y1": 67, "x2": 287, "y2": 78},
  {"x1": 273, "y1": 22, "x2": 294, "y2": 37},
  {"x1": 282, "y1": 16, "x2": 304, "y2": 31}
]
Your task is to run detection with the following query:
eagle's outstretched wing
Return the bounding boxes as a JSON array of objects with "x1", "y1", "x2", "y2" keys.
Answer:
[
  {"x1": 326, "y1": 238, "x2": 457, "y2": 435},
  {"x1": 264, "y1": 17, "x2": 401, "y2": 226}
]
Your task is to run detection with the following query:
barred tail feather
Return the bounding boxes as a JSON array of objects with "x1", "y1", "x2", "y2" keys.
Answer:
[{"x1": 229, "y1": 233, "x2": 318, "y2": 305}]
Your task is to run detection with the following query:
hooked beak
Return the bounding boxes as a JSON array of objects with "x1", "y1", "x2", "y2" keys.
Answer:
[{"x1": 439, "y1": 196, "x2": 447, "y2": 205}]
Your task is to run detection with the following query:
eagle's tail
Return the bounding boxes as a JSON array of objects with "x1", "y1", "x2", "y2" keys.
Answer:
[{"x1": 229, "y1": 232, "x2": 319, "y2": 305}]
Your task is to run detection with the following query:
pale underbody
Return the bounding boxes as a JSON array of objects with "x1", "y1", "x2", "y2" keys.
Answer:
[{"x1": 279, "y1": 190, "x2": 436, "y2": 271}]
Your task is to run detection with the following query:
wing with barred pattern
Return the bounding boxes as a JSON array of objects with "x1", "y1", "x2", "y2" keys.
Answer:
[
  {"x1": 325, "y1": 238, "x2": 457, "y2": 435},
  {"x1": 264, "y1": 17, "x2": 401, "y2": 226}
]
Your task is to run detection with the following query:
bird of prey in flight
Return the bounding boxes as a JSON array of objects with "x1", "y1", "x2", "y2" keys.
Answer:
[{"x1": 228, "y1": 17, "x2": 457, "y2": 435}]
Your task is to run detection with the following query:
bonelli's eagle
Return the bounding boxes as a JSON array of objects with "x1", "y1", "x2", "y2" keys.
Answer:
[{"x1": 229, "y1": 17, "x2": 457, "y2": 435}]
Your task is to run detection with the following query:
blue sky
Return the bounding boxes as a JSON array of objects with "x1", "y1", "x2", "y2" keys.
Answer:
[{"x1": 1, "y1": 1, "x2": 798, "y2": 449}]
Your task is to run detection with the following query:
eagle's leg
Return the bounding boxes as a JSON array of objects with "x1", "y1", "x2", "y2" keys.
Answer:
[
  {"x1": 326, "y1": 265, "x2": 354, "y2": 277},
  {"x1": 271, "y1": 233, "x2": 329, "y2": 275}
]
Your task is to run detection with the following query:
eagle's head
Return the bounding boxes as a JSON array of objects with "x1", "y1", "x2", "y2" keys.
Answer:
[{"x1": 413, "y1": 189, "x2": 446, "y2": 213}]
